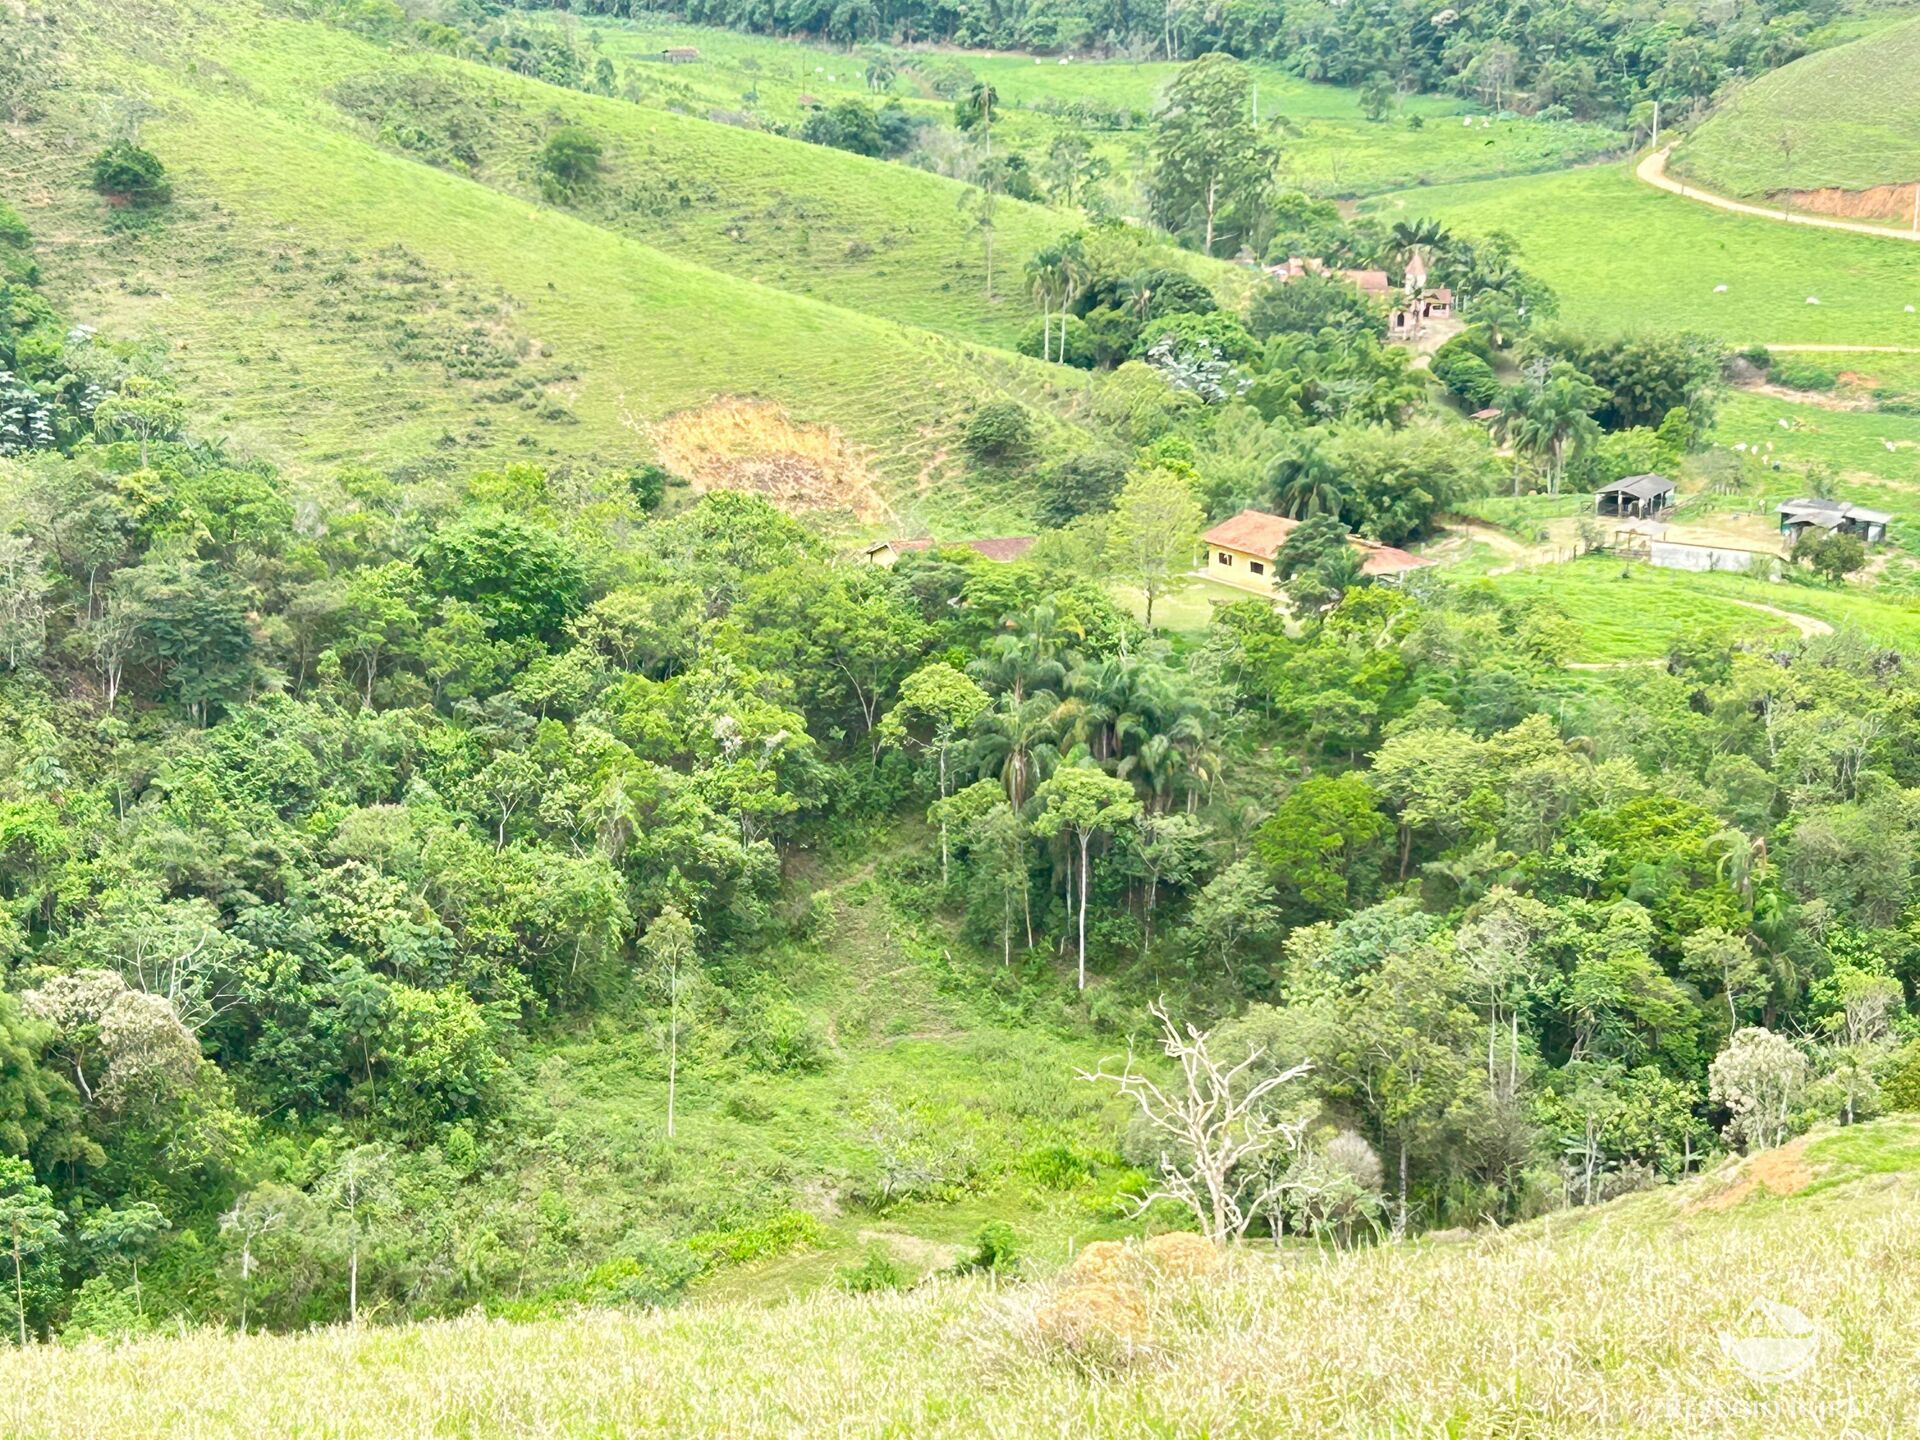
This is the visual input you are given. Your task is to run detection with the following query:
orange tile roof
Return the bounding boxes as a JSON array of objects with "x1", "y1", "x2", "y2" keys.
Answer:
[
  {"x1": 1202, "y1": 510, "x2": 1433, "y2": 577},
  {"x1": 1203, "y1": 510, "x2": 1299, "y2": 554},
  {"x1": 1355, "y1": 541, "x2": 1431, "y2": 576},
  {"x1": 964, "y1": 536, "x2": 1035, "y2": 562}
]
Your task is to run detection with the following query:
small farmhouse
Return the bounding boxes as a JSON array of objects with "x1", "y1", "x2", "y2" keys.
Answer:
[
  {"x1": 1777, "y1": 497, "x2": 1889, "y2": 544},
  {"x1": 1265, "y1": 256, "x2": 1392, "y2": 301},
  {"x1": 662, "y1": 46, "x2": 701, "y2": 63},
  {"x1": 1201, "y1": 509, "x2": 1430, "y2": 595},
  {"x1": 864, "y1": 536, "x2": 1035, "y2": 566},
  {"x1": 1594, "y1": 474, "x2": 1675, "y2": 518}
]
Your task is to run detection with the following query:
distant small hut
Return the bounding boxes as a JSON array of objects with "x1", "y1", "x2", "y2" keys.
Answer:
[
  {"x1": 662, "y1": 46, "x2": 701, "y2": 64},
  {"x1": 863, "y1": 536, "x2": 1034, "y2": 566},
  {"x1": 1594, "y1": 474, "x2": 1675, "y2": 519},
  {"x1": 1777, "y1": 497, "x2": 1889, "y2": 545}
]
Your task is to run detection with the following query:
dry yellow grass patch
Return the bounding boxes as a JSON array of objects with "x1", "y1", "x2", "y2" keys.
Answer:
[
  {"x1": 1139, "y1": 1232, "x2": 1221, "y2": 1280},
  {"x1": 1032, "y1": 1281, "x2": 1152, "y2": 1364},
  {"x1": 1065, "y1": 1240, "x2": 1130, "y2": 1284},
  {"x1": 15, "y1": 1125, "x2": 1920, "y2": 1438},
  {"x1": 651, "y1": 397, "x2": 888, "y2": 522}
]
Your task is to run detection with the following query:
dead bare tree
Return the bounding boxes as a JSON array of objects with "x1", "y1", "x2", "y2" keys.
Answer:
[{"x1": 1080, "y1": 1001, "x2": 1311, "y2": 1243}]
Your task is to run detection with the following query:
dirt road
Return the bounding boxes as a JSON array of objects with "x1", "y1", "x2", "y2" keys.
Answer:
[{"x1": 1637, "y1": 148, "x2": 1920, "y2": 244}]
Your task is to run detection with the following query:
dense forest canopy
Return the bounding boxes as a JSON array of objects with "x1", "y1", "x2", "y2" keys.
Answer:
[
  {"x1": 2, "y1": 0, "x2": 1916, "y2": 1356},
  {"x1": 2, "y1": 162, "x2": 1914, "y2": 1340}
]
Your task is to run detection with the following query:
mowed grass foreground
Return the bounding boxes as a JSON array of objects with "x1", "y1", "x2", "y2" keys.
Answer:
[{"x1": 11, "y1": 1120, "x2": 1920, "y2": 1438}]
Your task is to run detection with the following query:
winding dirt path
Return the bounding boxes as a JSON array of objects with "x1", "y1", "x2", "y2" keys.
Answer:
[
  {"x1": 1724, "y1": 598, "x2": 1833, "y2": 638},
  {"x1": 1637, "y1": 148, "x2": 1920, "y2": 243},
  {"x1": 1562, "y1": 599, "x2": 1832, "y2": 671}
]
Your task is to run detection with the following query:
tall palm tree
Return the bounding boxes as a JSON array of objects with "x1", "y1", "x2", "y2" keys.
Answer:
[
  {"x1": 1390, "y1": 217, "x2": 1452, "y2": 266},
  {"x1": 1055, "y1": 231, "x2": 1088, "y2": 359},
  {"x1": 969, "y1": 602, "x2": 1073, "y2": 706},
  {"x1": 1024, "y1": 245, "x2": 1068, "y2": 362},
  {"x1": 1498, "y1": 363, "x2": 1603, "y2": 496},
  {"x1": 963, "y1": 81, "x2": 999, "y2": 152},
  {"x1": 1266, "y1": 435, "x2": 1346, "y2": 519},
  {"x1": 1121, "y1": 271, "x2": 1158, "y2": 321},
  {"x1": 970, "y1": 693, "x2": 1063, "y2": 810}
]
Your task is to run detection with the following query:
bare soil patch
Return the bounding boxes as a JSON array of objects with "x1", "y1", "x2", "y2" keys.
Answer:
[
  {"x1": 1775, "y1": 183, "x2": 1920, "y2": 225},
  {"x1": 1687, "y1": 1135, "x2": 1815, "y2": 1213},
  {"x1": 652, "y1": 397, "x2": 889, "y2": 521},
  {"x1": 1735, "y1": 378, "x2": 1875, "y2": 412}
]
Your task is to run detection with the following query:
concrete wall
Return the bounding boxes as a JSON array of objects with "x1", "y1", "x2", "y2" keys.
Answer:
[{"x1": 1648, "y1": 541, "x2": 1779, "y2": 576}]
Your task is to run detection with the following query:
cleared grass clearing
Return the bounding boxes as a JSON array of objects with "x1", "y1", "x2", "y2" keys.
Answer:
[
  {"x1": 1113, "y1": 575, "x2": 1255, "y2": 635},
  {"x1": 1682, "y1": 571, "x2": 1920, "y2": 648},
  {"x1": 1484, "y1": 557, "x2": 1797, "y2": 661},
  {"x1": 1281, "y1": 114, "x2": 1621, "y2": 199},
  {"x1": 1676, "y1": 15, "x2": 1920, "y2": 198},
  {"x1": 1712, "y1": 390, "x2": 1920, "y2": 493},
  {"x1": 586, "y1": 21, "x2": 1461, "y2": 121},
  {"x1": 1362, "y1": 164, "x2": 1920, "y2": 347},
  {"x1": 13, "y1": 1118, "x2": 1920, "y2": 1438}
]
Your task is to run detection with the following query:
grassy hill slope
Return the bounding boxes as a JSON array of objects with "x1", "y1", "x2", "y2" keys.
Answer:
[
  {"x1": 577, "y1": 18, "x2": 1621, "y2": 200},
  {"x1": 1363, "y1": 164, "x2": 1920, "y2": 347},
  {"x1": 1677, "y1": 14, "x2": 1920, "y2": 200},
  {"x1": 174, "y1": 7, "x2": 1241, "y2": 352},
  {"x1": 3, "y1": 0, "x2": 1107, "y2": 527},
  {"x1": 13, "y1": 1117, "x2": 1920, "y2": 1437}
]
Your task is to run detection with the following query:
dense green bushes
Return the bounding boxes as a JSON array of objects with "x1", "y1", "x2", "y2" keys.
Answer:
[{"x1": 88, "y1": 141, "x2": 171, "y2": 205}]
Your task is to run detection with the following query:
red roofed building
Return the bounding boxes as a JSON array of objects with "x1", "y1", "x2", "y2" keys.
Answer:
[
  {"x1": 863, "y1": 536, "x2": 1034, "y2": 565},
  {"x1": 1264, "y1": 256, "x2": 1391, "y2": 301},
  {"x1": 1200, "y1": 509, "x2": 1432, "y2": 593}
]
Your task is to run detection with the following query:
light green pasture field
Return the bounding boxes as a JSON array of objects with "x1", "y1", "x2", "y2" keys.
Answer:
[{"x1": 1362, "y1": 164, "x2": 1920, "y2": 348}]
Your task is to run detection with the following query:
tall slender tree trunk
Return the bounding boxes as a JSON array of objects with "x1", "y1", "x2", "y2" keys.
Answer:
[
  {"x1": 1022, "y1": 866, "x2": 1034, "y2": 950},
  {"x1": 667, "y1": 965, "x2": 679, "y2": 1140},
  {"x1": 12, "y1": 1222, "x2": 24, "y2": 1347},
  {"x1": 1396, "y1": 1142, "x2": 1410, "y2": 1239},
  {"x1": 1076, "y1": 831, "x2": 1091, "y2": 990},
  {"x1": 938, "y1": 744, "x2": 950, "y2": 886}
]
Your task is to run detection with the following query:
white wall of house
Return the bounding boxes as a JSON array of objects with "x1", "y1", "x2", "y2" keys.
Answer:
[{"x1": 1207, "y1": 545, "x2": 1273, "y2": 593}]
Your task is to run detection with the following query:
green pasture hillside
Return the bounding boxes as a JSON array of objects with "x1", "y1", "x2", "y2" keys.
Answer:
[
  {"x1": 1, "y1": 0, "x2": 1112, "y2": 527},
  {"x1": 158, "y1": 6, "x2": 1243, "y2": 351},
  {"x1": 1364, "y1": 164, "x2": 1920, "y2": 347},
  {"x1": 576, "y1": 18, "x2": 1621, "y2": 199},
  {"x1": 12, "y1": 1117, "x2": 1920, "y2": 1438},
  {"x1": 1677, "y1": 14, "x2": 1920, "y2": 199}
]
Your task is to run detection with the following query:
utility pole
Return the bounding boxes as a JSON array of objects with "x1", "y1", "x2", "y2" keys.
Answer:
[{"x1": 1650, "y1": 98, "x2": 1660, "y2": 153}]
